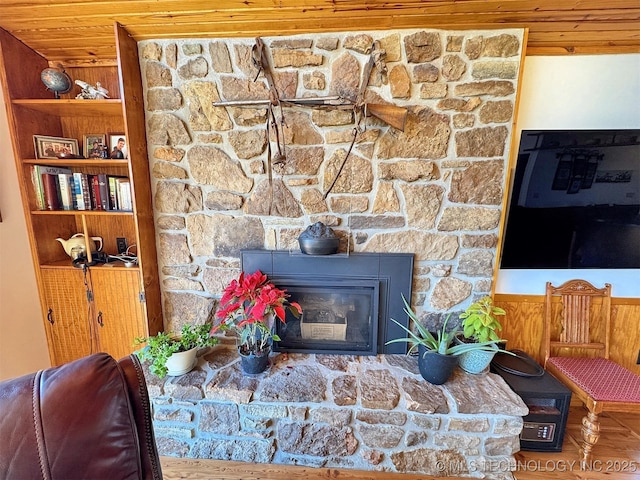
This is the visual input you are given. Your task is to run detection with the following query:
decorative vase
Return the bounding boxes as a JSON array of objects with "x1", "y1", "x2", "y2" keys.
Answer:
[
  {"x1": 165, "y1": 347, "x2": 198, "y2": 376},
  {"x1": 298, "y1": 222, "x2": 339, "y2": 255},
  {"x1": 417, "y1": 344, "x2": 458, "y2": 385},
  {"x1": 238, "y1": 346, "x2": 271, "y2": 374}
]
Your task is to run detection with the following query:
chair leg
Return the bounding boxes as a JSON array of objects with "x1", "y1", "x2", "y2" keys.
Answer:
[{"x1": 580, "y1": 411, "x2": 600, "y2": 467}]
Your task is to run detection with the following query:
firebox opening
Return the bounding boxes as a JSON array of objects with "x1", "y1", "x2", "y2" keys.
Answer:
[{"x1": 273, "y1": 281, "x2": 379, "y2": 355}]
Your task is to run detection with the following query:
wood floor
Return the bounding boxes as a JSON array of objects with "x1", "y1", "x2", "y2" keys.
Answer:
[{"x1": 160, "y1": 406, "x2": 640, "y2": 480}]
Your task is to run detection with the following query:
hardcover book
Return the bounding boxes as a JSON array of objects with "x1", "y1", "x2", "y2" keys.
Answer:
[
  {"x1": 80, "y1": 173, "x2": 92, "y2": 211},
  {"x1": 97, "y1": 174, "x2": 110, "y2": 211},
  {"x1": 91, "y1": 175, "x2": 102, "y2": 210},
  {"x1": 117, "y1": 178, "x2": 132, "y2": 211},
  {"x1": 58, "y1": 173, "x2": 74, "y2": 210},
  {"x1": 73, "y1": 172, "x2": 87, "y2": 210},
  {"x1": 108, "y1": 176, "x2": 119, "y2": 210},
  {"x1": 41, "y1": 173, "x2": 61, "y2": 210}
]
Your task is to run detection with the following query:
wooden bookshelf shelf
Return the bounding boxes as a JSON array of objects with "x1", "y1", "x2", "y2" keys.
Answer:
[
  {"x1": 12, "y1": 98, "x2": 123, "y2": 116},
  {"x1": 24, "y1": 158, "x2": 129, "y2": 167},
  {"x1": 31, "y1": 210, "x2": 134, "y2": 216},
  {"x1": 41, "y1": 259, "x2": 140, "y2": 270}
]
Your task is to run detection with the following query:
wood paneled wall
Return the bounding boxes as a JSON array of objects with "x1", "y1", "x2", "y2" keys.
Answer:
[{"x1": 494, "y1": 294, "x2": 640, "y2": 373}]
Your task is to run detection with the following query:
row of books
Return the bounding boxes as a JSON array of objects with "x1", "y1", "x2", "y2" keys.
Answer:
[{"x1": 31, "y1": 165, "x2": 132, "y2": 212}]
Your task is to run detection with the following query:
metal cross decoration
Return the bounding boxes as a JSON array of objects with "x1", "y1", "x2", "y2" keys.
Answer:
[{"x1": 213, "y1": 37, "x2": 409, "y2": 199}]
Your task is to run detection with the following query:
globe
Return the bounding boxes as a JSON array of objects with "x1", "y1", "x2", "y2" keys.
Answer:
[{"x1": 40, "y1": 68, "x2": 72, "y2": 99}]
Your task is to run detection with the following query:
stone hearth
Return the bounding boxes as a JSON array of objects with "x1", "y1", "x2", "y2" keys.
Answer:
[{"x1": 145, "y1": 345, "x2": 528, "y2": 478}]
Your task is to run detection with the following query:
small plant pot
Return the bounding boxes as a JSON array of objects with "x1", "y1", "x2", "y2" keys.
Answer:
[
  {"x1": 454, "y1": 335, "x2": 499, "y2": 374},
  {"x1": 458, "y1": 346, "x2": 498, "y2": 374},
  {"x1": 418, "y1": 344, "x2": 458, "y2": 385},
  {"x1": 165, "y1": 347, "x2": 198, "y2": 376},
  {"x1": 238, "y1": 346, "x2": 271, "y2": 374}
]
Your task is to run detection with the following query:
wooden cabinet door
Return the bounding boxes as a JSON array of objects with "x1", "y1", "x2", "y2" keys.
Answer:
[
  {"x1": 91, "y1": 268, "x2": 148, "y2": 360},
  {"x1": 40, "y1": 268, "x2": 93, "y2": 366}
]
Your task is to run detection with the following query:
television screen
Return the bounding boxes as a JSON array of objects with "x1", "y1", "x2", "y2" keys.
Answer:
[{"x1": 500, "y1": 129, "x2": 640, "y2": 269}]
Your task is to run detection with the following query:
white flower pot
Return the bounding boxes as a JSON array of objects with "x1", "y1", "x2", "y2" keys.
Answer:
[{"x1": 165, "y1": 347, "x2": 198, "y2": 376}]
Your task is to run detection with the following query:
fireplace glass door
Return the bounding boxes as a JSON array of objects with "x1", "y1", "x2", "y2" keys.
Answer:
[{"x1": 274, "y1": 280, "x2": 379, "y2": 355}]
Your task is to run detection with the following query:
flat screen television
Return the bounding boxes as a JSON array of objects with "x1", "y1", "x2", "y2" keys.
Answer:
[{"x1": 500, "y1": 129, "x2": 640, "y2": 269}]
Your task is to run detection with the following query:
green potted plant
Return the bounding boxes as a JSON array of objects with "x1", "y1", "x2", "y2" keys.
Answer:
[
  {"x1": 134, "y1": 323, "x2": 219, "y2": 378},
  {"x1": 457, "y1": 296, "x2": 509, "y2": 374},
  {"x1": 212, "y1": 270, "x2": 302, "y2": 374},
  {"x1": 387, "y1": 295, "x2": 503, "y2": 384}
]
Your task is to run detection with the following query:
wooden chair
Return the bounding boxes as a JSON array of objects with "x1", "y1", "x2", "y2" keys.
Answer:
[{"x1": 543, "y1": 279, "x2": 640, "y2": 466}]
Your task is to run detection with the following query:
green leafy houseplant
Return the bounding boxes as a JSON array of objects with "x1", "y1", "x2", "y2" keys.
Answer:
[
  {"x1": 456, "y1": 296, "x2": 515, "y2": 374},
  {"x1": 386, "y1": 295, "x2": 506, "y2": 384},
  {"x1": 459, "y1": 296, "x2": 506, "y2": 344},
  {"x1": 134, "y1": 323, "x2": 218, "y2": 378},
  {"x1": 386, "y1": 295, "x2": 501, "y2": 356}
]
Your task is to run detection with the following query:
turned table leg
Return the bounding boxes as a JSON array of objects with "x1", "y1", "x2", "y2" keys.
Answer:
[{"x1": 580, "y1": 411, "x2": 600, "y2": 467}]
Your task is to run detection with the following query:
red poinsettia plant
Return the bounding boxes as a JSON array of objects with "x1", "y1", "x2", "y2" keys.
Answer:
[{"x1": 211, "y1": 270, "x2": 302, "y2": 355}]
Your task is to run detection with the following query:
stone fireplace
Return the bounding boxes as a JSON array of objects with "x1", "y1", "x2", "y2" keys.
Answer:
[
  {"x1": 139, "y1": 27, "x2": 527, "y2": 477},
  {"x1": 139, "y1": 27, "x2": 526, "y2": 333}
]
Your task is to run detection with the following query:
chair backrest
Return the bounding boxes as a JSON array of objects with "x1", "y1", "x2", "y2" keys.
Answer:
[
  {"x1": 543, "y1": 279, "x2": 612, "y2": 365},
  {"x1": 0, "y1": 353, "x2": 162, "y2": 480}
]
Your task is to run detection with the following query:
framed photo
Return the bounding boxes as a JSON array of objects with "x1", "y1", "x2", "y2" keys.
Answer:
[
  {"x1": 83, "y1": 134, "x2": 107, "y2": 159},
  {"x1": 33, "y1": 135, "x2": 79, "y2": 159},
  {"x1": 108, "y1": 133, "x2": 128, "y2": 159}
]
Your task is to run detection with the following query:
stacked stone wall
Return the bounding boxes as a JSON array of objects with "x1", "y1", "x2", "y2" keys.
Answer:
[
  {"x1": 138, "y1": 28, "x2": 525, "y2": 332},
  {"x1": 146, "y1": 346, "x2": 528, "y2": 477}
]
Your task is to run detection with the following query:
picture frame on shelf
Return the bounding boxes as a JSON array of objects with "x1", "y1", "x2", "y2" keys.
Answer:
[
  {"x1": 108, "y1": 133, "x2": 128, "y2": 159},
  {"x1": 33, "y1": 135, "x2": 80, "y2": 159},
  {"x1": 83, "y1": 133, "x2": 107, "y2": 159}
]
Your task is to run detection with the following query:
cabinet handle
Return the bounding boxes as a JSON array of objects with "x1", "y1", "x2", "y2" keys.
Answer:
[
  {"x1": 47, "y1": 308, "x2": 54, "y2": 325},
  {"x1": 97, "y1": 311, "x2": 104, "y2": 327}
]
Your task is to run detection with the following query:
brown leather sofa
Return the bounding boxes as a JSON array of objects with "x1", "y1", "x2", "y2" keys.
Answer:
[{"x1": 0, "y1": 353, "x2": 163, "y2": 479}]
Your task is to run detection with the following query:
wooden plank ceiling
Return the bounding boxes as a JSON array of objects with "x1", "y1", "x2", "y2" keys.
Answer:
[{"x1": 0, "y1": 0, "x2": 639, "y2": 65}]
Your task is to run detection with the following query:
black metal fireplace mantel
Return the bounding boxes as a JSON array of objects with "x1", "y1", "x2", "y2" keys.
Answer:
[{"x1": 241, "y1": 250, "x2": 413, "y2": 355}]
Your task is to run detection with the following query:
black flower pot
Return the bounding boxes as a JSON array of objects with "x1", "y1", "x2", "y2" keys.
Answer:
[
  {"x1": 238, "y1": 346, "x2": 270, "y2": 374},
  {"x1": 418, "y1": 344, "x2": 458, "y2": 385}
]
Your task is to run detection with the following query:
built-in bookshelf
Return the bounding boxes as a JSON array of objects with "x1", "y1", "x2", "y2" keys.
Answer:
[{"x1": 0, "y1": 24, "x2": 163, "y2": 365}]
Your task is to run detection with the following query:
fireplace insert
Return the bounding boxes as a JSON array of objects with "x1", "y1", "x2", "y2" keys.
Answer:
[
  {"x1": 274, "y1": 280, "x2": 379, "y2": 355},
  {"x1": 241, "y1": 250, "x2": 413, "y2": 355}
]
